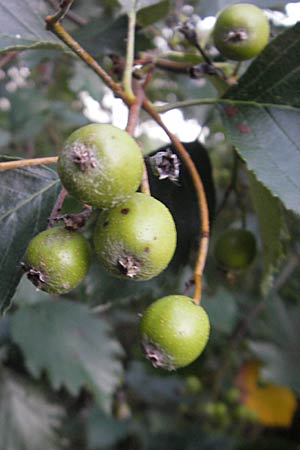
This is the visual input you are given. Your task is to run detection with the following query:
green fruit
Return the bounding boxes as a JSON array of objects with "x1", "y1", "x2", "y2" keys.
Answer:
[
  {"x1": 93, "y1": 192, "x2": 177, "y2": 280},
  {"x1": 214, "y1": 228, "x2": 256, "y2": 270},
  {"x1": 213, "y1": 3, "x2": 270, "y2": 61},
  {"x1": 139, "y1": 295, "x2": 210, "y2": 370},
  {"x1": 57, "y1": 123, "x2": 143, "y2": 209},
  {"x1": 23, "y1": 226, "x2": 91, "y2": 294}
]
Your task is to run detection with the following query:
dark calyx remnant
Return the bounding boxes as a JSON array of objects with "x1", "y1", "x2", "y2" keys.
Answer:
[
  {"x1": 21, "y1": 263, "x2": 47, "y2": 290},
  {"x1": 141, "y1": 337, "x2": 176, "y2": 371},
  {"x1": 117, "y1": 255, "x2": 141, "y2": 278},
  {"x1": 225, "y1": 28, "x2": 248, "y2": 42},
  {"x1": 72, "y1": 144, "x2": 97, "y2": 171},
  {"x1": 149, "y1": 148, "x2": 180, "y2": 183}
]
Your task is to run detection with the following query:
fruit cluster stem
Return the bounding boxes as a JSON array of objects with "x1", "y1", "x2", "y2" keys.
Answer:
[{"x1": 142, "y1": 98, "x2": 210, "y2": 304}]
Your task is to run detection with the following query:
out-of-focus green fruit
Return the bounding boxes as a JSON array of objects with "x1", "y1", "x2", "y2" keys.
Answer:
[
  {"x1": 214, "y1": 228, "x2": 256, "y2": 270},
  {"x1": 213, "y1": 3, "x2": 270, "y2": 61}
]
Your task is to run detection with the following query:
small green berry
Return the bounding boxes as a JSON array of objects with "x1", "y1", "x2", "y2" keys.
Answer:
[
  {"x1": 57, "y1": 123, "x2": 143, "y2": 208},
  {"x1": 93, "y1": 193, "x2": 177, "y2": 281},
  {"x1": 213, "y1": 3, "x2": 270, "y2": 61},
  {"x1": 214, "y1": 228, "x2": 256, "y2": 270},
  {"x1": 139, "y1": 295, "x2": 210, "y2": 370},
  {"x1": 22, "y1": 226, "x2": 91, "y2": 294}
]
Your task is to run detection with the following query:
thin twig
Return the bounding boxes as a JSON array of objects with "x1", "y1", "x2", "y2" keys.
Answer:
[
  {"x1": 45, "y1": 20, "x2": 131, "y2": 105},
  {"x1": 47, "y1": 0, "x2": 88, "y2": 26},
  {"x1": 0, "y1": 156, "x2": 58, "y2": 171},
  {"x1": 46, "y1": 0, "x2": 75, "y2": 26}
]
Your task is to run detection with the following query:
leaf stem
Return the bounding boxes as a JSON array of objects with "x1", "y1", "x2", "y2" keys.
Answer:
[
  {"x1": 122, "y1": 0, "x2": 137, "y2": 102},
  {"x1": 0, "y1": 157, "x2": 58, "y2": 171},
  {"x1": 142, "y1": 98, "x2": 210, "y2": 304}
]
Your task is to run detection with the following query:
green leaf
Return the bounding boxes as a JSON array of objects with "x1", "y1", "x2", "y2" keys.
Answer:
[
  {"x1": 249, "y1": 296, "x2": 300, "y2": 392},
  {"x1": 249, "y1": 173, "x2": 285, "y2": 293},
  {"x1": 0, "y1": 160, "x2": 60, "y2": 314},
  {"x1": 220, "y1": 24, "x2": 300, "y2": 214},
  {"x1": 125, "y1": 361, "x2": 184, "y2": 404},
  {"x1": 73, "y1": 15, "x2": 128, "y2": 58},
  {"x1": 201, "y1": 288, "x2": 238, "y2": 334},
  {"x1": 118, "y1": 0, "x2": 164, "y2": 14},
  {"x1": 10, "y1": 299, "x2": 124, "y2": 412},
  {"x1": 0, "y1": 367, "x2": 64, "y2": 450},
  {"x1": 221, "y1": 105, "x2": 300, "y2": 214},
  {"x1": 137, "y1": 1, "x2": 170, "y2": 26},
  {"x1": 0, "y1": 0, "x2": 66, "y2": 54},
  {"x1": 86, "y1": 407, "x2": 129, "y2": 450}
]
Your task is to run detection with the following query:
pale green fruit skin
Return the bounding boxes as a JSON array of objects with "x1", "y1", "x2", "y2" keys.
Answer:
[
  {"x1": 139, "y1": 295, "x2": 210, "y2": 370},
  {"x1": 57, "y1": 123, "x2": 143, "y2": 208},
  {"x1": 213, "y1": 3, "x2": 270, "y2": 61},
  {"x1": 23, "y1": 227, "x2": 91, "y2": 294},
  {"x1": 214, "y1": 229, "x2": 256, "y2": 270},
  {"x1": 93, "y1": 193, "x2": 177, "y2": 280}
]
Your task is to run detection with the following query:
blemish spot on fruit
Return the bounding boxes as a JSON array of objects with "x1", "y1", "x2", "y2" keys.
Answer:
[
  {"x1": 236, "y1": 122, "x2": 250, "y2": 134},
  {"x1": 121, "y1": 208, "x2": 130, "y2": 215},
  {"x1": 224, "y1": 105, "x2": 238, "y2": 117},
  {"x1": 103, "y1": 219, "x2": 109, "y2": 228},
  {"x1": 144, "y1": 247, "x2": 150, "y2": 253},
  {"x1": 117, "y1": 255, "x2": 141, "y2": 278}
]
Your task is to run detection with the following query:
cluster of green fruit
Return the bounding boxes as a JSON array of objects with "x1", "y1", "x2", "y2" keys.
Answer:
[
  {"x1": 212, "y1": 3, "x2": 270, "y2": 61},
  {"x1": 22, "y1": 123, "x2": 210, "y2": 370}
]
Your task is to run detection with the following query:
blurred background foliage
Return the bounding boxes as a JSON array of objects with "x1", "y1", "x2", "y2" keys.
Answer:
[{"x1": 0, "y1": 0, "x2": 300, "y2": 449}]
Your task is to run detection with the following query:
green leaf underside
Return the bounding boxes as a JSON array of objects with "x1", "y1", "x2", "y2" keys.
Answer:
[
  {"x1": 11, "y1": 300, "x2": 124, "y2": 412},
  {"x1": 249, "y1": 296, "x2": 300, "y2": 392},
  {"x1": 0, "y1": 368, "x2": 64, "y2": 450},
  {"x1": 249, "y1": 173, "x2": 284, "y2": 293},
  {"x1": 0, "y1": 0, "x2": 65, "y2": 54},
  {"x1": 86, "y1": 407, "x2": 129, "y2": 450},
  {"x1": 0, "y1": 160, "x2": 60, "y2": 314},
  {"x1": 220, "y1": 105, "x2": 300, "y2": 214}
]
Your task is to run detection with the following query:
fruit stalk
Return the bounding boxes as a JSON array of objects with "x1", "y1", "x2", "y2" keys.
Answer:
[{"x1": 142, "y1": 98, "x2": 210, "y2": 304}]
